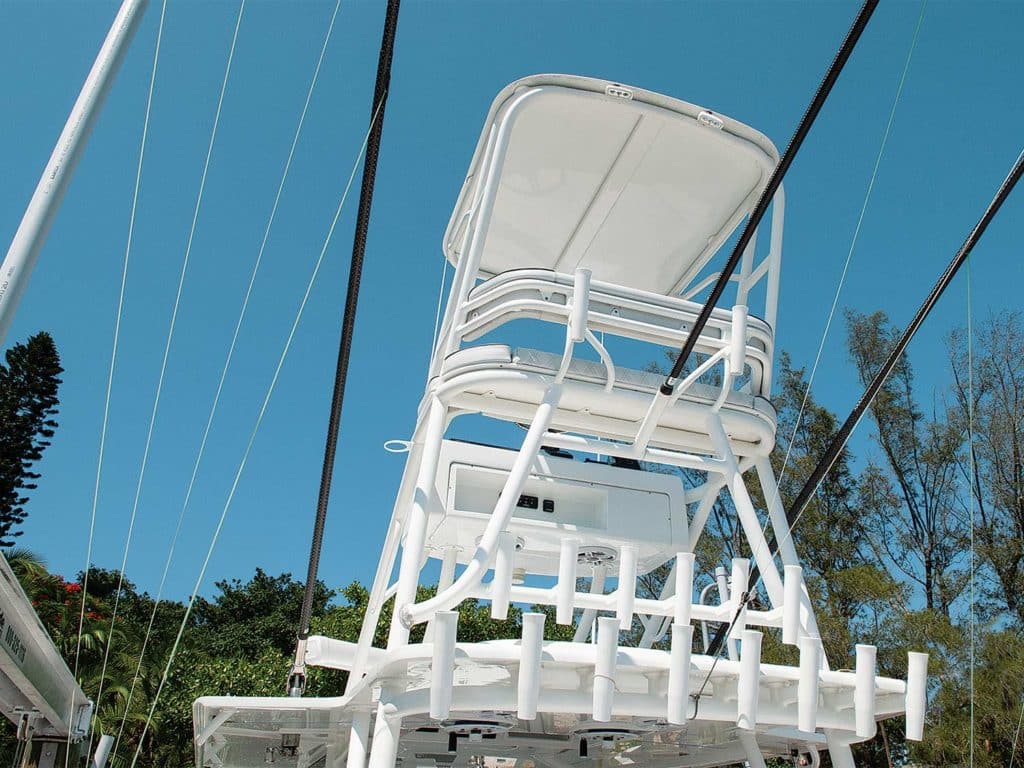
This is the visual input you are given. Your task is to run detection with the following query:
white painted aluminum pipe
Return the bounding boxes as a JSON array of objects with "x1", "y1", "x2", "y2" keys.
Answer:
[
  {"x1": 798, "y1": 636, "x2": 822, "y2": 733},
  {"x1": 763, "y1": 187, "x2": 786, "y2": 365},
  {"x1": 429, "y1": 612, "x2": 459, "y2": 720},
  {"x1": 0, "y1": 0, "x2": 148, "y2": 345},
  {"x1": 517, "y1": 612, "x2": 545, "y2": 720},
  {"x1": 556, "y1": 537, "x2": 579, "y2": 626},
  {"x1": 367, "y1": 705, "x2": 400, "y2": 768},
  {"x1": 854, "y1": 644, "x2": 877, "y2": 738},
  {"x1": 92, "y1": 734, "x2": 114, "y2": 768},
  {"x1": 738, "y1": 730, "x2": 768, "y2": 768},
  {"x1": 491, "y1": 531, "x2": 516, "y2": 620},
  {"x1": 425, "y1": 546, "x2": 459, "y2": 643},
  {"x1": 402, "y1": 385, "x2": 561, "y2": 627},
  {"x1": 824, "y1": 732, "x2": 856, "y2": 768},
  {"x1": 737, "y1": 630, "x2": 762, "y2": 730},
  {"x1": 729, "y1": 558, "x2": 750, "y2": 641},
  {"x1": 573, "y1": 566, "x2": 606, "y2": 643},
  {"x1": 381, "y1": 676, "x2": 904, "y2": 733},
  {"x1": 715, "y1": 565, "x2": 738, "y2": 660},
  {"x1": 593, "y1": 617, "x2": 619, "y2": 722},
  {"x1": 346, "y1": 711, "x2": 371, "y2": 768},
  {"x1": 667, "y1": 623, "x2": 693, "y2": 725},
  {"x1": 783, "y1": 565, "x2": 802, "y2": 646},
  {"x1": 729, "y1": 305, "x2": 749, "y2": 377},
  {"x1": 616, "y1": 544, "x2": 637, "y2": 630},
  {"x1": 674, "y1": 552, "x2": 695, "y2": 625},
  {"x1": 387, "y1": 399, "x2": 447, "y2": 646},
  {"x1": 707, "y1": 415, "x2": 785, "y2": 605},
  {"x1": 905, "y1": 651, "x2": 928, "y2": 741},
  {"x1": 569, "y1": 268, "x2": 592, "y2": 342}
]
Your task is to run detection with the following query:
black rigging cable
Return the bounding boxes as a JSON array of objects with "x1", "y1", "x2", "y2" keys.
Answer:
[
  {"x1": 707, "y1": 146, "x2": 1024, "y2": 658},
  {"x1": 289, "y1": 0, "x2": 402, "y2": 695},
  {"x1": 661, "y1": 0, "x2": 878, "y2": 396},
  {"x1": 784, "y1": 147, "x2": 1024, "y2": 527}
]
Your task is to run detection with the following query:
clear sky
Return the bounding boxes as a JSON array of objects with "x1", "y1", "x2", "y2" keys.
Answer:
[{"x1": 1, "y1": 0, "x2": 1021, "y2": 603}]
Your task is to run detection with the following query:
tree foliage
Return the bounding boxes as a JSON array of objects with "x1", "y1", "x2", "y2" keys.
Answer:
[{"x1": 0, "y1": 332, "x2": 62, "y2": 546}]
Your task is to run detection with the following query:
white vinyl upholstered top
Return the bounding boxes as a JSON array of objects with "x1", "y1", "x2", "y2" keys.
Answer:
[{"x1": 445, "y1": 75, "x2": 779, "y2": 296}]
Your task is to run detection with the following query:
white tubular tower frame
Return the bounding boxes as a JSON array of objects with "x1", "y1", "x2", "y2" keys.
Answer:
[{"x1": 193, "y1": 75, "x2": 928, "y2": 768}]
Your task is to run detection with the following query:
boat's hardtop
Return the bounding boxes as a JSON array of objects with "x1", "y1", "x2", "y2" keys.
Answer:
[{"x1": 444, "y1": 74, "x2": 780, "y2": 297}]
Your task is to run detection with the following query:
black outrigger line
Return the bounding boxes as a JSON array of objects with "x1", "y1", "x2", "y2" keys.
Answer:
[
  {"x1": 661, "y1": 0, "x2": 879, "y2": 396},
  {"x1": 289, "y1": 0, "x2": 402, "y2": 698},
  {"x1": 708, "y1": 147, "x2": 1024, "y2": 658}
]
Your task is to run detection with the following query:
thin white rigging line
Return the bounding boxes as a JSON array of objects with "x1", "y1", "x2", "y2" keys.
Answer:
[
  {"x1": 93, "y1": 0, "x2": 246, "y2": 732},
  {"x1": 67, "y1": 3, "x2": 168, "y2": 766},
  {"x1": 110, "y1": 0, "x2": 344, "y2": 757},
  {"x1": 430, "y1": 258, "x2": 448, "y2": 353},
  {"x1": 966, "y1": 256, "x2": 975, "y2": 767},
  {"x1": 127, "y1": 97, "x2": 385, "y2": 768},
  {"x1": 775, "y1": 1, "x2": 927, "y2": 497},
  {"x1": 1010, "y1": 694, "x2": 1024, "y2": 768}
]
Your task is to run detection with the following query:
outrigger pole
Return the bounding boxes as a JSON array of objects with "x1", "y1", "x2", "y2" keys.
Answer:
[
  {"x1": 288, "y1": 0, "x2": 403, "y2": 697},
  {"x1": 661, "y1": 0, "x2": 878, "y2": 394},
  {"x1": 0, "y1": 0, "x2": 148, "y2": 346},
  {"x1": 708, "y1": 147, "x2": 1024, "y2": 658}
]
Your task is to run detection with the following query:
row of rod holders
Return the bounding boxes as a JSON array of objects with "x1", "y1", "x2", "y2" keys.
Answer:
[
  {"x1": 429, "y1": 546, "x2": 928, "y2": 740},
  {"x1": 425, "y1": 609, "x2": 928, "y2": 740}
]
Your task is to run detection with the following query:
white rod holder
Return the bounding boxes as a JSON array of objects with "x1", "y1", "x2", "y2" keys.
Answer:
[
  {"x1": 667, "y1": 623, "x2": 693, "y2": 725},
  {"x1": 517, "y1": 612, "x2": 545, "y2": 720},
  {"x1": 783, "y1": 564, "x2": 802, "y2": 645},
  {"x1": 854, "y1": 644, "x2": 877, "y2": 738},
  {"x1": 905, "y1": 651, "x2": 928, "y2": 741},
  {"x1": 729, "y1": 558, "x2": 750, "y2": 641},
  {"x1": 593, "y1": 616, "x2": 619, "y2": 722},
  {"x1": 491, "y1": 531, "x2": 516, "y2": 620},
  {"x1": 737, "y1": 630, "x2": 762, "y2": 730},
  {"x1": 798, "y1": 636, "x2": 821, "y2": 733},
  {"x1": 569, "y1": 268, "x2": 592, "y2": 342},
  {"x1": 556, "y1": 538, "x2": 579, "y2": 625},
  {"x1": 616, "y1": 544, "x2": 637, "y2": 630},
  {"x1": 674, "y1": 552, "x2": 695, "y2": 626},
  {"x1": 429, "y1": 611, "x2": 459, "y2": 720}
]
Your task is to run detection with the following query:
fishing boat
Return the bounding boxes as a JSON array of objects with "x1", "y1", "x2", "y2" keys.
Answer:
[{"x1": 190, "y1": 73, "x2": 928, "y2": 768}]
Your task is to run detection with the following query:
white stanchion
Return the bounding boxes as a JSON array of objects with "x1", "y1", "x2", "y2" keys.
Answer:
[
  {"x1": 737, "y1": 630, "x2": 762, "y2": 730},
  {"x1": 517, "y1": 612, "x2": 545, "y2": 721},
  {"x1": 783, "y1": 564, "x2": 802, "y2": 645},
  {"x1": 616, "y1": 544, "x2": 637, "y2": 630},
  {"x1": 429, "y1": 611, "x2": 459, "y2": 719},
  {"x1": 593, "y1": 617, "x2": 619, "y2": 722},
  {"x1": 674, "y1": 552, "x2": 695, "y2": 626},
  {"x1": 729, "y1": 558, "x2": 750, "y2": 641},
  {"x1": 798, "y1": 635, "x2": 821, "y2": 733},
  {"x1": 667, "y1": 623, "x2": 693, "y2": 724}
]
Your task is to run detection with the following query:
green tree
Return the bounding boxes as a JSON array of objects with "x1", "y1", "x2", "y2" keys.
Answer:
[
  {"x1": 0, "y1": 332, "x2": 63, "y2": 546},
  {"x1": 948, "y1": 311, "x2": 1024, "y2": 624},
  {"x1": 846, "y1": 310, "x2": 967, "y2": 616},
  {"x1": 191, "y1": 568, "x2": 334, "y2": 658}
]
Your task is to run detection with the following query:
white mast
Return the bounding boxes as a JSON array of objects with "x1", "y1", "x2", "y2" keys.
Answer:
[{"x1": 0, "y1": 0, "x2": 148, "y2": 346}]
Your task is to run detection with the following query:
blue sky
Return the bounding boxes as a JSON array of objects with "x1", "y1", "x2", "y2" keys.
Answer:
[{"x1": 1, "y1": 0, "x2": 1021, "y2": 603}]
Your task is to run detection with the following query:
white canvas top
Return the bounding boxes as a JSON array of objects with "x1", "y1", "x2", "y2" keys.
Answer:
[{"x1": 444, "y1": 75, "x2": 780, "y2": 296}]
